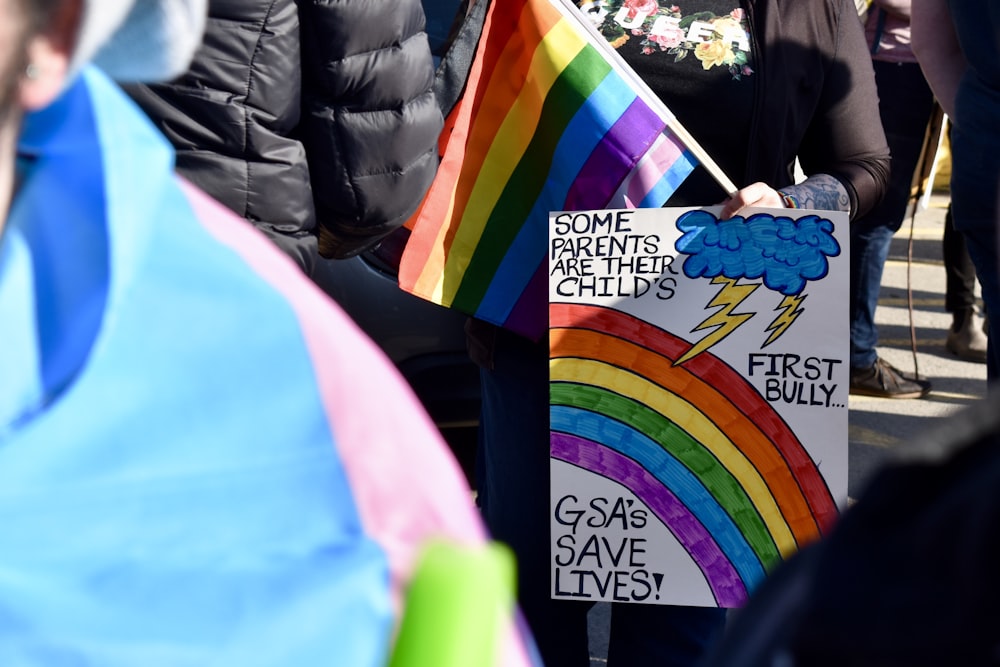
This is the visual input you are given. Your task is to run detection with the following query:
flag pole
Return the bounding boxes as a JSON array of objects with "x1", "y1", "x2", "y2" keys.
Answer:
[{"x1": 555, "y1": 0, "x2": 740, "y2": 197}]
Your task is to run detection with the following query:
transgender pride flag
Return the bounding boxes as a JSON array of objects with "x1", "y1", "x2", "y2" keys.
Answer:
[{"x1": 398, "y1": 0, "x2": 729, "y2": 340}]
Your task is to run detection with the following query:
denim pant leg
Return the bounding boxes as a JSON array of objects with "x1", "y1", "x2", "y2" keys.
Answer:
[
  {"x1": 607, "y1": 603, "x2": 727, "y2": 667},
  {"x1": 850, "y1": 221, "x2": 894, "y2": 369},
  {"x1": 850, "y1": 61, "x2": 935, "y2": 369},
  {"x1": 477, "y1": 327, "x2": 593, "y2": 667}
]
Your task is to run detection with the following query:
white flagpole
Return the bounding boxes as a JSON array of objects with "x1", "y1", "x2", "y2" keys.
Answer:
[{"x1": 553, "y1": 0, "x2": 740, "y2": 196}]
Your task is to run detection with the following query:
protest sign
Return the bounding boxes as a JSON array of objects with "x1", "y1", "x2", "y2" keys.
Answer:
[{"x1": 549, "y1": 205, "x2": 848, "y2": 607}]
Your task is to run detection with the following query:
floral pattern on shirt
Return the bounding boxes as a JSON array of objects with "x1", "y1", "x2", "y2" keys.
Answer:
[{"x1": 577, "y1": 0, "x2": 754, "y2": 80}]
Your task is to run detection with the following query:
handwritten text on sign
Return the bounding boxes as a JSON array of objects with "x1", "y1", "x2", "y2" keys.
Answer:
[{"x1": 549, "y1": 206, "x2": 849, "y2": 607}]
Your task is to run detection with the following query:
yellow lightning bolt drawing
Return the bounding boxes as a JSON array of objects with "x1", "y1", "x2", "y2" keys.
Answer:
[
  {"x1": 675, "y1": 276, "x2": 759, "y2": 365},
  {"x1": 763, "y1": 293, "x2": 807, "y2": 347}
]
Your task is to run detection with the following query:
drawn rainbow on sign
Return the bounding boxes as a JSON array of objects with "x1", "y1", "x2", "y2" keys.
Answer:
[{"x1": 549, "y1": 302, "x2": 838, "y2": 607}]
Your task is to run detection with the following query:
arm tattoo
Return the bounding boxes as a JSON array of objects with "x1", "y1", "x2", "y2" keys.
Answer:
[{"x1": 782, "y1": 175, "x2": 850, "y2": 213}]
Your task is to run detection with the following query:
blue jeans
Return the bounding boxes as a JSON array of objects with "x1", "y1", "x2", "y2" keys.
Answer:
[
  {"x1": 850, "y1": 61, "x2": 935, "y2": 369},
  {"x1": 475, "y1": 324, "x2": 726, "y2": 667}
]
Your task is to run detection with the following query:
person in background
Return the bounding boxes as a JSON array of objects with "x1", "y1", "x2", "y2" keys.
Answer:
[
  {"x1": 126, "y1": 0, "x2": 444, "y2": 277},
  {"x1": 848, "y1": 0, "x2": 934, "y2": 398},
  {"x1": 943, "y1": 201, "x2": 988, "y2": 363},
  {"x1": 0, "y1": 0, "x2": 533, "y2": 664},
  {"x1": 467, "y1": 0, "x2": 890, "y2": 664},
  {"x1": 913, "y1": 0, "x2": 1000, "y2": 385}
]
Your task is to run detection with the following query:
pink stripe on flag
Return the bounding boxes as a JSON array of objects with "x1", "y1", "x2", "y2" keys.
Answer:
[
  {"x1": 177, "y1": 179, "x2": 489, "y2": 612},
  {"x1": 626, "y1": 133, "x2": 689, "y2": 205}
]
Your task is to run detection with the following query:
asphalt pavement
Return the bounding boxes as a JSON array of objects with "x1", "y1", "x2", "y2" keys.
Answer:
[
  {"x1": 845, "y1": 192, "x2": 987, "y2": 494},
  {"x1": 585, "y1": 191, "x2": 988, "y2": 664}
]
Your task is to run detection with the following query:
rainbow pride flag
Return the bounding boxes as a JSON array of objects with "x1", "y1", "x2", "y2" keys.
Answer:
[{"x1": 398, "y1": 0, "x2": 698, "y2": 340}]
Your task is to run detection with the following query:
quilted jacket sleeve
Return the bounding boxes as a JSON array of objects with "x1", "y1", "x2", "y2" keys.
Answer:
[{"x1": 300, "y1": 0, "x2": 445, "y2": 259}]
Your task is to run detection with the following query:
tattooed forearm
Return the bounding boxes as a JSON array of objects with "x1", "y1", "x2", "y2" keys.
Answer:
[{"x1": 782, "y1": 175, "x2": 850, "y2": 213}]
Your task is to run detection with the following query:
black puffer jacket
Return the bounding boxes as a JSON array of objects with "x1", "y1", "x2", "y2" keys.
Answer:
[{"x1": 128, "y1": 0, "x2": 444, "y2": 274}]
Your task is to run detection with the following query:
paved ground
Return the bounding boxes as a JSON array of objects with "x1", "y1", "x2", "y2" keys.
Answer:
[
  {"x1": 586, "y1": 192, "x2": 988, "y2": 664},
  {"x1": 846, "y1": 193, "x2": 987, "y2": 493}
]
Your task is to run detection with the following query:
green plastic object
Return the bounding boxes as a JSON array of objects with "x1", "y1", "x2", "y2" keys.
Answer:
[{"x1": 388, "y1": 540, "x2": 517, "y2": 667}]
